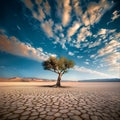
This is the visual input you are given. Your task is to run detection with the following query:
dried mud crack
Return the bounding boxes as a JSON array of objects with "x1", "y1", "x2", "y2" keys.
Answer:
[{"x1": 0, "y1": 83, "x2": 120, "y2": 120}]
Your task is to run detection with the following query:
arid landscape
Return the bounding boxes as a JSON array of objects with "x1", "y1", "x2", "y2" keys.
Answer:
[
  {"x1": 0, "y1": 78, "x2": 120, "y2": 120},
  {"x1": 0, "y1": 0, "x2": 120, "y2": 120}
]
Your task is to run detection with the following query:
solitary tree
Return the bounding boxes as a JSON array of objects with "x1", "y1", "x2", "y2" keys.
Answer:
[{"x1": 42, "y1": 56, "x2": 75, "y2": 87}]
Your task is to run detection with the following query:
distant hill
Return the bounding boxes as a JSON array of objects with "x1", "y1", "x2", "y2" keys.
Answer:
[
  {"x1": 0, "y1": 77, "x2": 120, "y2": 82},
  {"x1": 78, "y1": 78, "x2": 120, "y2": 82},
  {"x1": 0, "y1": 77, "x2": 51, "y2": 82}
]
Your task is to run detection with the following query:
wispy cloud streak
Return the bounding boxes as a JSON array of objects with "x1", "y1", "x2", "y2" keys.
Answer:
[
  {"x1": 62, "y1": 0, "x2": 72, "y2": 26},
  {"x1": 0, "y1": 34, "x2": 56, "y2": 61},
  {"x1": 41, "y1": 19, "x2": 54, "y2": 37},
  {"x1": 73, "y1": 65, "x2": 113, "y2": 78},
  {"x1": 67, "y1": 21, "x2": 81, "y2": 38}
]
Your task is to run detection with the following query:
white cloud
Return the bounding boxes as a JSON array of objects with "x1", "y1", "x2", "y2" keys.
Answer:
[
  {"x1": 74, "y1": 42, "x2": 80, "y2": 48},
  {"x1": 103, "y1": 52, "x2": 120, "y2": 77},
  {"x1": 73, "y1": 65, "x2": 112, "y2": 78},
  {"x1": 54, "y1": 24, "x2": 63, "y2": 33},
  {"x1": 22, "y1": 0, "x2": 116, "y2": 54},
  {"x1": 33, "y1": 7, "x2": 45, "y2": 21},
  {"x1": 68, "y1": 51, "x2": 74, "y2": 56},
  {"x1": 38, "y1": 7, "x2": 45, "y2": 21},
  {"x1": 100, "y1": 52, "x2": 120, "y2": 78},
  {"x1": 86, "y1": 0, "x2": 113, "y2": 25},
  {"x1": 53, "y1": 35, "x2": 68, "y2": 50},
  {"x1": 56, "y1": 0, "x2": 63, "y2": 19},
  {"x1": 97, "y1": 28, "x2": 116, "y2": 44},
  {"x1": 60, "y1": 33, "x2": 64, "y2": 38},
  {"x1": 61, "y1": 39, "x2": 67, "y2": 50},
  {"x1": 73, "y1": 0, "x2": 114, "y2": 26},
  {"x1": 115, "y1": 32, "x2": 120, "y2": 39},
  {"x1": 35, "y1": 0, "x2": 42, "y2": 5},
  {"x1": 98, "y1": 40, "x2": 120, "y2": 57},
  {"x1": 23, "y1": 0, "x2": 46, "y2": 22},
  {"x1": 77, "y1": 56, "x2": 83, "y2": 59},
  {"x1": 85, "y1": 62, "x2": 89, "y2": 65},
  {"x1": 41, "y1": 19, "x2": 54, "y2": 37},
  {"x1": 62, "y1": 0, "x2": 72, "y2": 26},
  {"x1": 111, "y1": 10, "x2": 120, "y2": 22},
  {"x1": 43, "y1": 0, "x2": 51, "y2": 16},
  {"x1": 95, "y1": 30, "x2": 120, "y2": 77},
  {"x1": 82, "y1": 12, "x2": 90, "y2": 26},
  {"x1": 90, "y1": 54, "x2": 96, "y2": 59},
  {"x1": 72, "y1": 0, "x2": 82, "y2": 18},
  {"x1": 24, "y1": 0, "x2": 33, "y2": 10},
  {"x1": 53, "y1": 36, "x2": 60, "y2": 44},
  {"x1": 88, "y1": 39, "x2": 101, "y2": 48},
  {"x1": 0, "y1": 34, "x2": 56, "y2": 61},
  {"x1": 67, "y1": 21, "x2": 81, "y2": 38},
  {"x1": 76, "y1": 0, "x2": 114, "y2": 27},
  {"x1": 45, "y1": 52, "x2": 57, "y2": 58},
  {"x1": 98, "y1": 29, "x2": 107, "y2": 35},
  {"x1": 77, "y1": 26, "x2": 91, "y2": 42}
]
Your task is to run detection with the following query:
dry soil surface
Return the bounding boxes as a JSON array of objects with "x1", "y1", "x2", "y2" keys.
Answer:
[{"x1": 0, "y1": 82, "x2": 120, "y2": 120}]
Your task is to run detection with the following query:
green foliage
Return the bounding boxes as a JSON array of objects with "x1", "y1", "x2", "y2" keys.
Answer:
[
  {"x1": 42, "y1": 56, "x2": 75, "y2": 75},
  {"x1": 42, "y1": 56, "x2": 58, "y2": 70}
]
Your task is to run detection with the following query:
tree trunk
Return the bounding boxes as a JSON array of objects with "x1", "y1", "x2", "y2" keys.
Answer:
[{"x1": 56, "y1": 73, "x2": 62, "y2": 87}]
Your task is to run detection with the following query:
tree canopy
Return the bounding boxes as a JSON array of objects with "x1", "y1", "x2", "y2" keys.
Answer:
[
  {"x1": 42, "y1": 56, "x2": 75, "y2": 87},
  {"x1": 42, "y1": 56, "x2": 74, "y2": 75}
]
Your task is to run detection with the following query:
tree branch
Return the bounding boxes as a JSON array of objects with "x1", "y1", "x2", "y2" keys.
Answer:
[
  {"x1": 49, "y1": 69, "x2": 59, "y2": 74},
  {"x1": 62, "y1": 69, "x2": 68, "y2": 75}
]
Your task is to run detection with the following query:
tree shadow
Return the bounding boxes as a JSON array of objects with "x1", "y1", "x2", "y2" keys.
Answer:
[{"x1": 37, "y1": 85, "x2": 72, "y2": 88}]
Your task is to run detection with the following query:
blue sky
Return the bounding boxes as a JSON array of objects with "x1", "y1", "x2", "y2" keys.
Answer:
[{"x1": 0, "y1": 0, "x2": 120, "y2": 81}]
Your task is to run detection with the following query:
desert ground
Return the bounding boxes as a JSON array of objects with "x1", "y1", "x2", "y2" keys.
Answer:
[{"x1": 0, "y1": 81, "x2": 120, "y2": 120}]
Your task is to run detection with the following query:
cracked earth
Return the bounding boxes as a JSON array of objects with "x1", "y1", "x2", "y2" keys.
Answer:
[{"x1": 0, "y1": 82, "x2": 120, "y2": 120}]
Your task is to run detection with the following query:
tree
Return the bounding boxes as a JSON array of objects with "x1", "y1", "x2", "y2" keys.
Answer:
[{"x1": 42, "y1": 56, "x2": 75, "y2": 87}]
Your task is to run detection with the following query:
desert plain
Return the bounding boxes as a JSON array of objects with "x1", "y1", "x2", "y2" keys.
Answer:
[{"x1": 0, "y1": 80, "x2": 120, "y2": 120}]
